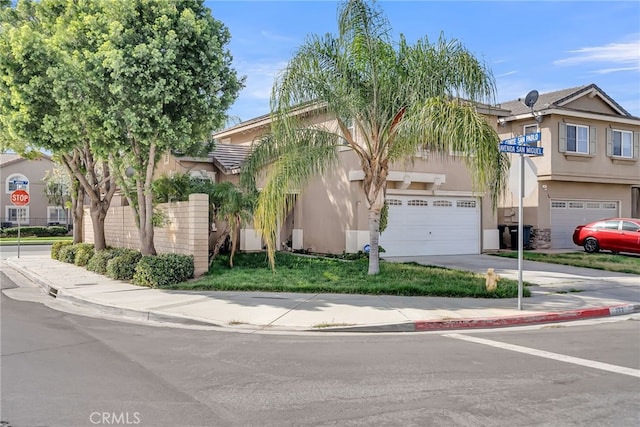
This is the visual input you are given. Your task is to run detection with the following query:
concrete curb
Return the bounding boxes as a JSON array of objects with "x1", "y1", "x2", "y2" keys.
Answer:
[{"x1": 413, "y1": 304, "x2": 640, "y2": 331}]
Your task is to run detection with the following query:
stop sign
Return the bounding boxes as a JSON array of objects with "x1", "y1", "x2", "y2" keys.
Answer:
[{"x1": 11, "y1": 189, "x2": 30, "y2": 206}]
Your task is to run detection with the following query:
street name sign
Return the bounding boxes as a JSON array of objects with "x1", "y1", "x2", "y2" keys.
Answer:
[
  {"x1": 499, "y1": 144, "x2": 544, "y2": 155},
  {"x1": 499, "y1": 132, "x2": 543, "y2": 156}
]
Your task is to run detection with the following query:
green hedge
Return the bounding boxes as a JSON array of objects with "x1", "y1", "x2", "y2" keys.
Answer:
[
  {"x1": 74, "y1": 243, "x2": 95, "y2": 267},
  {"x1": 87, "y1": 248, "x2": 125, "y2": 275},
  {"x1": 1, "y1": 225, "x2": 68, "y2": 237},
  {"x1": 51, "y1": 240, "x2": 73, "y2": 259},
  {"x1": 106, "y1": 249, "x2": 142, "y2": 281},
  {"x1": 58, "y1": 244, "x2": 77, "y2": 264},
  {"x1": 133, "y1": 254, "x2": 194, "y2": 288}
]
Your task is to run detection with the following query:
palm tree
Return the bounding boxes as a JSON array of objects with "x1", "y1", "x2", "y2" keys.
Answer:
[
  {"x1": 209, "y1": 181, "x2": 256, "y2": 268},
  {"x1": 242, "y1": 0, "x2": 508, "y2": 275}
]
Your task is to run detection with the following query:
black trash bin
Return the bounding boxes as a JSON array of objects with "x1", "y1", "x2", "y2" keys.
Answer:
[
  {"x1": 498, "y1": 224, "x2": 507, "y2": 249},
  {"x1": 509, "y1": 225, "x2": 533, "y2": 250}
]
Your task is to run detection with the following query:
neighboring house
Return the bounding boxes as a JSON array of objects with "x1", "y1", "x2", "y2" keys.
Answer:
[
  {"x1": 199, "y1": 104, "x2": 511, "y2": 258},
  {"x1": 497, "y1": 84, "x2": 640, "y2": 249},
  {"x1": 0, "y1": 153, "x2": 65, "y2": 228}
]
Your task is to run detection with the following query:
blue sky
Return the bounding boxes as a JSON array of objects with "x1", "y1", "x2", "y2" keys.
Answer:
[{"x1": 204, "y1": 0, "x2": 640, "y2": 122}]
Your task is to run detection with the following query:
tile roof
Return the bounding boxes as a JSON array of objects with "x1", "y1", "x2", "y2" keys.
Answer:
[
  {"x1": 0, "y1": 152, "x2": 22, "y2": 166},
  {"x1": 210, "y1": 144, "x2": 252, "y2": 175},
  {"x1": 499, "y1": 84, "x2": 632, "y2": 117}
]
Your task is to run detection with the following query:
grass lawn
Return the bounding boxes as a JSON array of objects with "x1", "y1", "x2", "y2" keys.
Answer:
[
  {"x1": 0, "y1": 236, "x2": 72, "y2": 245},
  {"x1": 167, "y1": 252, "x2": 528, "y2": 298},
  {"x1": 491, "y1": 251, "x2": 640, "y2": 275}
]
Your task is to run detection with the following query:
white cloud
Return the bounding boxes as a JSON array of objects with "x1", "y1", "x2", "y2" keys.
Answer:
[{"x1": 554, "y1": 40, "x2": 640, "y2": 70}]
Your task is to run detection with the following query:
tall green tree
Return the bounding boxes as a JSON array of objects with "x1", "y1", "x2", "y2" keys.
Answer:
[
  {"x1": 242, "y1": 0, "x2": 508, "y2": 274},
  {"x1": 101, "y1": 0, "x2": 243, "y2": 255},
  {"x1": 0, "y1": 0, "x2": 116, "y2": 250},
  {"x1": 1, "y1": 0, "x2": 243, "y2": 254}
]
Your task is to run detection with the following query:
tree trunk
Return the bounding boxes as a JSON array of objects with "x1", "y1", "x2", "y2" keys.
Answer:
[
  {"x1": 208, "y1": 225, "x2": 230, "y2": 268},
  {"x1": 367, "y1": 208, "x2": 381, "y2": 275},
  {"x1": 136, "y1": 189, "x2": 157, "y2": 256},
  {"x1": 229, "y1": 219, "x2": 239, "y2": 269},
  {"x1": 71, "y1": 185, "x2": 85, "y2": 244},
  {"x1": 89, "y1": 200, "x2": 107, "y2": 251}
]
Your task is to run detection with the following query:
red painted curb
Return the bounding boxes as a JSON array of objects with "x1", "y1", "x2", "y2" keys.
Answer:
[{"x1": 414, "y1": 304, "x2": 638, "y2": 331}]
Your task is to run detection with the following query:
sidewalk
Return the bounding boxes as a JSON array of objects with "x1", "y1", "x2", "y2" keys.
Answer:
[{"x1": 3, "y1": 254, "x2": 640, "y2": 333}]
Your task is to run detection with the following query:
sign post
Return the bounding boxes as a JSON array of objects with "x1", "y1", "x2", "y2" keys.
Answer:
[
  {"x1": 499, "y1": 131, "x2": 543, "y2": 310},
  {"x1": 10, "y1": 183, "x2": 29, "y2": 258}
]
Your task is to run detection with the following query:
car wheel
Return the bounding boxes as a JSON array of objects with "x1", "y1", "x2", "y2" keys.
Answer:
[{"x1": 584, "y1": 237, "x2": 599, "y2": 253}]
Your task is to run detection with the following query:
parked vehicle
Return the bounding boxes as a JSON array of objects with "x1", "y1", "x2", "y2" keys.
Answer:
[{"x1": 572, "y1": 218, "x2": 640, "y2": 254}]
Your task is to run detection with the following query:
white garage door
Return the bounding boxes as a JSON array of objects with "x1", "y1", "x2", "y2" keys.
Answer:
[
  {"x1": 550, "y1": 200, "x2": 619, "y2": 249},
  {"x1": 380, "y1": 196, "x2": 480, "y2": 257}
]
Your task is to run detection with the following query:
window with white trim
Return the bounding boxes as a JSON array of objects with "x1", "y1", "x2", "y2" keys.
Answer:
[
  {"x1": 6, "y1": 206, "x2": 29, "y2": 225},
  {"x1": 5, "y1": 174, "x2": 29, "y2": 193},
  {"x1": 607, "y1": 129, "x2": 634, "y2": 159},
  {"x1": 523, "y1": 124, "x2": 537, "y2": 136},
  {"x1": 408, "y1": 200, "x2": 428, "y2": 206},
  {"x1": 48, "y1": 206, "x2": 68, "y2": 224},
  {"x1": 559, "y1": 123, "x2": 595, "y2": 155},
  {"x1": 567, "y1": 124, "x2": 588, "y2": 153}
]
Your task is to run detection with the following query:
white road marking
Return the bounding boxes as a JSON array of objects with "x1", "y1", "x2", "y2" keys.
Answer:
[{"x1": 444, "y1": 333, "x2": 640, "y2": 378}]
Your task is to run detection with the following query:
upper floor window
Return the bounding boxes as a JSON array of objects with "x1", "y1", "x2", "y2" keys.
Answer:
[
  {"x1": 567, "y1": 124, "x2": 588, "y2": 153},
  {"x1": 5, "y1": 174, "x2": 29, "y2": 193},
  {"x1": 607, "y1": 129, "x2": 637, "y2": 159},
  {"x1": 523, "y1": 124, "x2": 538, "y2": 136},
  {"x1": 559, "y1": 123, "x2": 595, "y2": 155}
]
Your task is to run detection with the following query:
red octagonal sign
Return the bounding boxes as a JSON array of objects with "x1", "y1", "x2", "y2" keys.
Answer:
[{"x1": 11, "y1": 189, "x2": 30, "y2": 206}]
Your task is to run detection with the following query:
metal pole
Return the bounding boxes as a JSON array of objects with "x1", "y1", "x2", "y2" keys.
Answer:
[
  {"x1": 17, "y1": 211, "x2": 21, "y2": 258},
  {"x1": 517, "y1": 153, "x2": 524, "y2": 310}
]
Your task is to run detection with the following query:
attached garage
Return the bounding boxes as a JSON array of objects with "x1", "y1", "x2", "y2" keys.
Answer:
[
  {"x1": 550, "y1": 200, "x2": 619, "y2": 248},
  {"x1": 380, "y1": 195, "x2": 480, "y2": 257}
]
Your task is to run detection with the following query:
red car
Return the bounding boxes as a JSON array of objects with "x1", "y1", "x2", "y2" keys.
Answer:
[{"x1": 572, "y1": 218, "x2": 640, "y2": 254}]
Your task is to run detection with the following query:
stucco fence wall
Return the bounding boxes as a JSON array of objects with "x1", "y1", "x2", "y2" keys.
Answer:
[{"x1": 83, "y1": 193, "x2": 209, "y2": 277}]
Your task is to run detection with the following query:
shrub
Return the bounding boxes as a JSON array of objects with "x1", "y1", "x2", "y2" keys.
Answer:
[
  {"x1": 46, "y1": 225, "x2": 69, "y2": 236},
  {"x1": 87, "y1": 248, "x2": 122, "y2": 274},
  {"x1": 58, "y1": 244, "x2": 78, "y2": 264},
  {"x1": 106, "y1": 249, "x2": 142, "y2": 281},
  {"x1": 133, "y1": 254, "x2": 194, "y2": 288},
  {"x1": 51, "y1": 240, "x2": 73, "y2": 259},
  {"x1": 74, "y1": 243, "x2": 95, "y2": 267},
  {"x1": 0, "y1": 225, "x2": 68, "y2": 237}
]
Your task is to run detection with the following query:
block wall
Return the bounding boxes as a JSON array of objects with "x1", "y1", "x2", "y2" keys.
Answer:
[{"x1": 84, "y1": 193, "x2": 209, "y2": 276}]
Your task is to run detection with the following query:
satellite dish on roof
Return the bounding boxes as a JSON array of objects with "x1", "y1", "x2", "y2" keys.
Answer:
[{"x1": 523, "y1": 90, "x2": 539, "y2": 109}]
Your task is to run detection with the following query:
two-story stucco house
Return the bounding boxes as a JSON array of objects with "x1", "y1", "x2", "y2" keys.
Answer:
[
  {"x1": 0, "y1": 153, "x2": 65, "y2": 228},
  {"x1": 497, "y1": 84, "x2": 640, "y2": 249}
]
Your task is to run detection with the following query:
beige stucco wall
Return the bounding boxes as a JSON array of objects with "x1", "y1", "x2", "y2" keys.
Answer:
[{"x1": 84, "y1": 193, "x2": 209, "y2": 276}]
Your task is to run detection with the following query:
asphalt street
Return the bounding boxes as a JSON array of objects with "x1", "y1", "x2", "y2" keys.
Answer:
[{"x1": 1, "y1": 270, "x2": 639, "y2": 427}]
